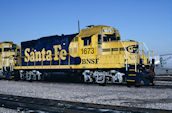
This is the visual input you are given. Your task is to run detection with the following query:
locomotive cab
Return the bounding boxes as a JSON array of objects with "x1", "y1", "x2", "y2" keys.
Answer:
[{"x1": 69, "y1": 25, "x2": 155, "y2": 85}]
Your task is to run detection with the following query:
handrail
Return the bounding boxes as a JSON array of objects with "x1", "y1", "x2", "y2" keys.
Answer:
[
  {"x1": 2, "y1": 52, "x2": 6, "y2": 72},
  {"x1": 10, "y1": 56, "x2": 14, "y2": 71},
  {"x1": 135, "y1": 48, "x2": 139, "y2": 72},
  {"x1": 120, "y1": 41, "x2": 128, "y2": 71},
  {"x1": 140, "y1": 42, "x2": 152, "y2": 64}
]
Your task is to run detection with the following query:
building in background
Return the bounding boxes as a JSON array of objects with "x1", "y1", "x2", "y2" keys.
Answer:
[{"x1": 155, "y1": 54, "x2": 172, "y2": 76}]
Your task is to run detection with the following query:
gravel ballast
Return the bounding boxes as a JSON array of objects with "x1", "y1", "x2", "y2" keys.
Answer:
[
  {"x1": 0, "y1": 107, "x2": 17, "y2": 113},
  {"x1": 0, "y1": 80, "x2": 172, "y2": 110}
]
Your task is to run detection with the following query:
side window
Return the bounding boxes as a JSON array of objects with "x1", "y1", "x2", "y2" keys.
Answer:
[
  {"x1": 82, "y1": 36, "x2": 91, "y2": 46},
  {"x1": 98, "y1": 35, "x2": 102, "y2": 44},
  {"x1": 12, "y1": 44, "x2": 16, "y2": 48},
  {"x1": 17, "y1": 49, "x2": 20, "y2": 55},
  {"x1": 0, "y1": 48, "x2": 2, "y2": 54},
  {"x1": 116, "y1": 37, "x2": 120, "y2": 40}
]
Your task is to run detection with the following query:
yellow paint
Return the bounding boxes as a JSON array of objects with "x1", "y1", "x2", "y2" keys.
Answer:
[
  {"x1": 46, "y1": 50, "x2": 52, "y2": 61},
  {"x1": 128, "y1": 74, "x2": 136, "y2": 76},
  {"x1": 30, "y1": 52, "x2": 35, "y2": 62},
  {"x1": 24, "y1": 48, "x2": 30, "y2": 62},
  {"x1": 60, "y1": 49, "x2": 67, "y2": 60},
  {"x1": 129, "y1": 69, "x2": 135, "y2": 71},
  {"x1": 127, "y1": 80, "x2": 135, "y2": 82},
  {"x1": 42, "y1": 48, "x2": 46, "y2": 61},
  {"x1": 35, "y1": 51, "x2": 42, "y2": 62},
  {"x1": 53, "y1": 45, "x2": 61, "y2": 61}
]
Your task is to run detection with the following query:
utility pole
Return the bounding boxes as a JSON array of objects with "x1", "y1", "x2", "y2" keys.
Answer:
[{"x1": 78, "y1": 20, "x2": 80, "y2": 33}]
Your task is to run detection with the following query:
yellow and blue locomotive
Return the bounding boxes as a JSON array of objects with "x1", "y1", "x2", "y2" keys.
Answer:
[
  {"x1": 0, "y1": 42, "x2": 20, "y2": 79},
  {"x1": 1, "y1": 25, "x2": 155, "y2": 86}
]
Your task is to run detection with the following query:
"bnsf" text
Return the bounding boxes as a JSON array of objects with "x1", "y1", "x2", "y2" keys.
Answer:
[{"x1": 81, "y1": 58, "x2": 99, "y2": 64}]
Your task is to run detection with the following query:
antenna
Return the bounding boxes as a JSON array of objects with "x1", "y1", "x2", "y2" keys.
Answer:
[{"x1": 78, "y1": 20, "x2": 80, "y2": 33}]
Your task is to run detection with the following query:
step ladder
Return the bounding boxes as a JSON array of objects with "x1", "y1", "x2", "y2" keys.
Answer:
[{"x1": 126, "y1": 64, "x2": 140, "y2": 86}]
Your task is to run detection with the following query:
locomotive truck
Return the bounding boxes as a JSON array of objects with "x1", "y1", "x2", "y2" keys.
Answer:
[{"x1": 0, "y1": 25, "x2": 155, "y2": 86}]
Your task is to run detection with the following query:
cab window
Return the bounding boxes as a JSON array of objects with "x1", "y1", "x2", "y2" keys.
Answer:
[
  {"x1": 0, "y1": 48, "x2": 2, "y2": 54},
  {"x1": 82, "y1": 36, "x2": 91, "y2": 46},
  {"x1": 11, "y1": 48, "x2": 15, "y2": 52},
  {"x1": 103, "y1": 33, "x2": 117, "y2": 42},
  {"x1": 17, "y1": 49, "x2": 20, "y2": 52},
  {"x1": 4, "y1": 48, "x2": 10, "y2": 52}
]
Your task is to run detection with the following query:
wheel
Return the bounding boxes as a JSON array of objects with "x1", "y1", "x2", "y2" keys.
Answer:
[
  {"x1": 140, "y1": 80, "x2": 145, "y2": 85},
  {"x1": 14, "y1": 71, "x2": 20, "y2": 81},
  {"x1": 40, "y1": 73, "x2": 47, "y2": 81}
]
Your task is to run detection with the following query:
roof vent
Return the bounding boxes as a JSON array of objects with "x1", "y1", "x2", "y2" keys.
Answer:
[{"x1": 86, "y1": 25, "x2": 94, "y2": 28}]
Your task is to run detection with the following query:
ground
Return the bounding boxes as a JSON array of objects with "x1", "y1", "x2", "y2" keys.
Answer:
[{"x1": 0, "y1": 80, "x2": 172, "y2": 110}]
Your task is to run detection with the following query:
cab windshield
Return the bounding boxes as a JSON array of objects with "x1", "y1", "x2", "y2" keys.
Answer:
[
  {"x1": 4, "y1": 48, "x2": 15, "y2": 52},
  {"x1": 103, "y1": 33, "x2": 119, "y2": 42}
]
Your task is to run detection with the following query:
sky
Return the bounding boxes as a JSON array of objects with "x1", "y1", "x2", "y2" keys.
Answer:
[{"x1": 0, "y1": 0, "x2": 172, "y2": 56}]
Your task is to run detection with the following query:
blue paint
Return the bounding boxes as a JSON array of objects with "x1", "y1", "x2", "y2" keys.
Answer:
[{"x1": 21, "y1": 33, "x2": 81, "y2": 66}]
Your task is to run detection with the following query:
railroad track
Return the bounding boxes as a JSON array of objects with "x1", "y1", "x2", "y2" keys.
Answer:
[
  {"x1": 0, "y1": 94, "x2": 171, "y2": 113},
  {"x1": 154, "y1": 76, "x2": 172, "y2": 81},
  {"x1": 2, "y1": 78, "x2": 172, "y2": 89}
]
